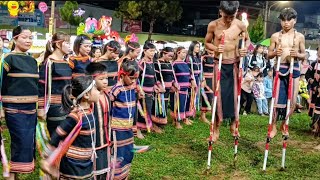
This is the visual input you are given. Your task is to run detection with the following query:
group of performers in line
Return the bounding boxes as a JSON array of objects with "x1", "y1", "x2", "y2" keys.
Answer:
[
  {"x1": 0, "y1": 0, "x2": 315, "y2": 179},
  {"x1": 0, "y1": 24, "x2": 217, "y2": 179}
]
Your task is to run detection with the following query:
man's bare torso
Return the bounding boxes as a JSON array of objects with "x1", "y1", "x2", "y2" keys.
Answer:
[
  {"x1": 210, "y1": 18, "x2": 244, "y2": 59},
  {"x1": 271, "y1": 30, "x2": 304, "y2": 63}
]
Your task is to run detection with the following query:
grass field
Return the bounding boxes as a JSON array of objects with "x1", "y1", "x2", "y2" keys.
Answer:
[{"x1": 0, "y1": 111, "x2": 320, "y2": 180}]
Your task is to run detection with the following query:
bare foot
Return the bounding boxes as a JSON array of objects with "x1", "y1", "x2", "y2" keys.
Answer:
[
  {"x1": 152, "y1": 124, "x2": 163, "y2": 134},
  {"x1": 136, "y1": 130, "x2": 145, "y2": 139},
  {"x1": 230, "y1": 121, "x2": 240, "y2": 137},
  {"x1": 212, "y1": 128, "x2": 220, "y2": 142},
  {"x1": 270, "y1": 123, "x2": 277, "y2": 138},
  {"x1": 40, "y1": 160, "x2": 59, "y2": 179},
  {"x1": 5, "y1": 173, "x2": 15, "y2": 180},
  {"x1": 200, "y1": 112, "x2": 210, "y2": 124},
  {"x1": 175, "y1": 122, "x2": 183, "y2": 129},
  {"x1": 183, "y1": 118, "x2": 192, "y2": 126},
  {"x1": 280, "y1": 121, "x2": 289, "y2": 137}
]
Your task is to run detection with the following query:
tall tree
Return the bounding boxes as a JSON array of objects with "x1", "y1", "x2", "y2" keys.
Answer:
[
  {"x1": 249, "y1": 14, "x2": 264, "y2": 43},
  {"x1": 59, "y1": 1, "x2": 83, "y2": 33},
  {"x1": 115, "y1": 1, "x2": 183, "y2": 40}
]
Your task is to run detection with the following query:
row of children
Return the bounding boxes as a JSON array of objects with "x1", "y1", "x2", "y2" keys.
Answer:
[{"x1": 0, "y1": 25, "x2": 215, "y2": 179}]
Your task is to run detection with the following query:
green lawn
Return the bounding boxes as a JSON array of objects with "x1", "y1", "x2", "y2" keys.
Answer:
[
  {"x1": 131, "y1": 112, "x2": 320, "y2": 180},
  {"x1": 1, "y1": 112, "x2": 319, "y2": 180}
]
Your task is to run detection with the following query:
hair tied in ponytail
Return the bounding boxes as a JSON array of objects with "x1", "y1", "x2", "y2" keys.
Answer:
[{"x1": 49, "y1": 40, "x2": 54, "y2": 52}]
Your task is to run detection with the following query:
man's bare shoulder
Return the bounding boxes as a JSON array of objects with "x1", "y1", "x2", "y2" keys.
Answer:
[
  {"x1": 295, "y1": 32, "x2": 305, "y2": 39},
  {"x1": 270, "y1": 32, "x2": 280, "y2": 40},
  {"x1": 208, "y1": 19, "x2": 219, "y2": 27}
]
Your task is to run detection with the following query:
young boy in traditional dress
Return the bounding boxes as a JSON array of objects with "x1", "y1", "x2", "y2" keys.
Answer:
[
  {"x1": 268, "y1": 7, "x2": 306, "y2": 138},
  {"x1": 109, "y1": 59, "x2": 139, "y2": 179},
  {"x1": 204, "y1": 1, "x2": 250, "y2": 141},
  {"x1": 86, "y1": 62, "x2": 111, "y2": 179}
]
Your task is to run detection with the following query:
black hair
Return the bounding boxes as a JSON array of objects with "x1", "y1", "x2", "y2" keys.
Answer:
[
  {"x1": 121, "y1": 58, "x2": 138, "y2": 76},
  {"x1": 90, "y1": 46, "x2": 102, "y2": 58},
  {"x1": 174, "y1": 46, "x2": 185, "y2": 60},
  {"x1": 11, "y1": 25, "x2": 31, "y2": 51},
  {"x1": 43, "y1": 32, "x2": 70, "y2": 63},
  {"x1": 251, "y1": 65, "x2": 260, "y2": 72},
  {"x1": 160, "y1": 47, "x2": 174, "y2": 58},
  {"x1": 219, "y1": 1, "x2": 239, "y2": 15},
  {"x1": 188, "y1": 41, "x2": 200, "y2": 57},
  {"x1": 141, "y1": 42, "x2": 156, "y2": 59},
  {"x1": 145, "y1": 39, "x2": 154, "y2": 44},
  {"x1": 125, "y1": 41, "x2": 140, "y2": 55},
  {"x1": 253, "y1": 44, "x2": 263, "y2": 56},
  {"x1": 103, "y1": 40, "x2": 121, "y2": 55},
  {"x1": 85, "y1": 62, "x2": 107, "y2": 75},
  {"x1": 73, "y1": 34, "x2": 91, "y2": 55},
  {"x1": 257, "y1": 72, "x2": 264, "y2": 78},
  {"x1": 62, "y1": 76, "x2": 94, "y2": 113},
  {"x1": 278, "y1": 8, "x2": 297, "y2": 21}
]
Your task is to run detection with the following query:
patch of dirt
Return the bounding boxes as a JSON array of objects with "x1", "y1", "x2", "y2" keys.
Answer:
[
  {"x1": 312, "y1": 144, "x2": 320, "y2": 150},
  {"x1": 255, "y1": 141, "x2": 266, "y2": 152},
  {"x1": 255, "y1": 139, "x2": 320, "y2": 154},
  {"x1": 161, "y1": 176, "x2": 174, "y2": 180},
  {"x1": 167, "y1": 144, "x2": 196, "y2": 158},
  {"x1": 231, "y1": 170, "x2": 250, "y2": 180}
]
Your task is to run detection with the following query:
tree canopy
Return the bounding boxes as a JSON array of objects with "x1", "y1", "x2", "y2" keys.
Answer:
[{"x1": 115, "y1": 1, "x2": 183, "y2": 40}]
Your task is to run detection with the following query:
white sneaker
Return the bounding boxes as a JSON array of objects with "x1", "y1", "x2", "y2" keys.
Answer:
[{"x1": 243, "y1": 111, "x2": 247, "y2": 115}]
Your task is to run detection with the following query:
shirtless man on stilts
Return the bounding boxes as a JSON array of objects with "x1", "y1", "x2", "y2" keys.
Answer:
[{"x1": 205, "y1": 1, "x2": 250, "y2": 142}]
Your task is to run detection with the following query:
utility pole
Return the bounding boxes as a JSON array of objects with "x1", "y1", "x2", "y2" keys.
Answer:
[
  {"x1": 263, "y1": 1, "x2": 268, "y2": 39},
  {"x1": 49, "y1": 1, "x2": 55, "y2": 35}
]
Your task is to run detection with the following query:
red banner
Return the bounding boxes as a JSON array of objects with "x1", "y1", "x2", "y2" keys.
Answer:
[{"x1": 122, "y1": 19, "x2": 142, "y2": 33}]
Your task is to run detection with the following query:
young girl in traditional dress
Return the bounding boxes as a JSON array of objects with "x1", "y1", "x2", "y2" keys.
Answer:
[
  {"x1": 0, "y1": 25, "x2": 37, "y2": 179},
  {"x1": 137, "y1": 43, "x2": 163, "y2": 138},
  {"x1": 118, "y1": 41, "x2": 140, "y2": 69},
  {"x1": 96, "y1": 40, "x2": 121, "y2": 93},
  {"x1": 86, "y1": 62, "x2": 111, "y2": 179},
  {"x1": 109, "y1": 58, "x2": 139, "y2": 179},
  {"x1": 38, "y1": 32, "x2": 72, "y2": 136},
  {"x1": 170, "y1": 47, "x2": 197, "y2": 129},
  {"x1": 41, "y1": 76, "x2": 100, "y2": 179},
  {"x1": 90, "y1": 46, "x2": 102, "y2": 62},
  {"x1": 200, "y1": 50, "x2": 215, "y2": 124},
  {"x1": 69, "y1": 34, "x2": 92, "y2": 77},
  {"x1": 186, "y1": 41, "x2": 202, "y2": 119},
  {"x1": 152, "y1": 47, "x2": 179, "y2": 131}
]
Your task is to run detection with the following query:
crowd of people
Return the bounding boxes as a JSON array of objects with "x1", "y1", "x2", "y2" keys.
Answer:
[{"x1": 0, "y1": 1, "x2": 318, "y2": 179}]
